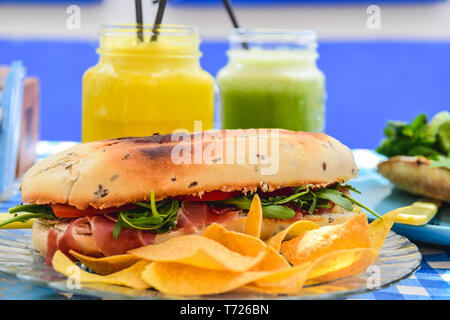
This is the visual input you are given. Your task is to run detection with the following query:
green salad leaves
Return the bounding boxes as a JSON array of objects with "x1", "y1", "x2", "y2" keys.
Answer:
[
  {"x1": 0, "y1": 204, "x2": 55, "y2": 228},
  {"x1": 213, "y1": 184, "x2": 382, "y2": 220},
  {"x1": 376, "y1": 111, "x2": 450, "y2": 169},
  {"x1": 112, "y1": 191, "x2": 180, "y2": 238},
  {"x1": 2, "y1": 185, "x2": 379, "y2": 238}
]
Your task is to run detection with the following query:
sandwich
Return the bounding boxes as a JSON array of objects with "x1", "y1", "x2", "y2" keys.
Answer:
[
  {"x1": 0, "y1": 129, "x2": 378, "y2": 266},
  {"x1": 376, "y1": 111, "x2": 450, "y2": 202}
]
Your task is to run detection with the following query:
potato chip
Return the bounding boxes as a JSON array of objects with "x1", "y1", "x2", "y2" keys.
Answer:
[
  {"x1": 255, "y1": 262, "x2": 311, "y2": 285},
  {"x1": 245, "y1": 264, "x2": 313, "y2": 294},
  {"x1": 239, "y1": 255, "x2": 313, "y2": 295},
  {"x1": 245, "y1": 194, "x2": 263, "y2": 238},
  {"x1": 305, "y1": 248, "x2": 378, "y2": 285},
  {"x1": 244, "y1": 277, "x2": 301, "y2": 295},
  {"x1": 369, "y1": 208, "x2": 400, "y2": 252},
  {"x1": 251, "y1": 246, "x2": 290, "y2": 272},
  {"x1": 69, "y1": 250, "x2": 140, "y2": 275},
  {"x1": 202, "y1": 223, "x2": 267, "y2": 258},
  {"x1": 245, "y1": 248, "x2": 294, "y2": 294},
  {"x1": 265, "y1": 220, "x2": 320, "y2": 251},
  {"x1": 141, "y1": 261, "x2": 269, "y2": 296},
  {"x1": 50, "y1": 207, "x2": 401, "y2": 296},
  {"x1": 280, "y1": 214, "x2": 371, "y2": 266},
  {"x1": 52, "y1": 250, "x2": 150, "y2": 290},
  {"x1": 253, "y1": 262, "x2": 312, "y2": 293},
  {"x1": 129, "y1": 235, "x2": 264, "y2": 272},
  {"x1": 241, "y1": 246, "x2": 312, "y2": 294}
]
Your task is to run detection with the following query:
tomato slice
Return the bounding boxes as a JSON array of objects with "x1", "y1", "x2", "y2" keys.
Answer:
[
  {"x1": 50, "y1": 204, "x2": 136, "y2": 218},
  {"x1": 51, "y1": 191, "x2": 242, "y2": 217},
  {"x1": 173, "y1": 190, "x2": 242, "y2": 202}
]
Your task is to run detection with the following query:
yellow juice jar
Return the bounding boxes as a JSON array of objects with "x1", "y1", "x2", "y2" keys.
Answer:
[{"x1": 82, "y1": 24, "x2": 214, "y2": 142}]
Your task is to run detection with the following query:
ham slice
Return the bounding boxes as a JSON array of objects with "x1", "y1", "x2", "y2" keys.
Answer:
[
  {"x1": 57, "y1": 218, "x2": 88, "y2": 256},
  {"x1": 44, "y1": 201, "x2": 240, "y2": 263},
  {"x1": 177, "y1": 202, "x2": 239, "y2": 231},
  {"x1": 45, "y1": 219, "x2": 94, "y2": 266},
  {"x1": 88, "y1": 216, "x2": 155, "y2": 256},
  {"x1": 44, "y1": 228, "x2": 59, "y2": 266}
]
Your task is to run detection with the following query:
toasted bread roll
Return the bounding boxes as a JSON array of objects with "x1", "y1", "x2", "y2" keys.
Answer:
[
  {"x1": 21, "y1": 130, "x2": 358, "y2": 209},
  {"x1": 377, "y1": 156, "x2": 450, "y2": 202}
]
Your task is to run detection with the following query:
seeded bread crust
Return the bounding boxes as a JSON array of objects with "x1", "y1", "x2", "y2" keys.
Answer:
[{"x1": 21, "y1": 130, "x2": 358, "y2": 210}]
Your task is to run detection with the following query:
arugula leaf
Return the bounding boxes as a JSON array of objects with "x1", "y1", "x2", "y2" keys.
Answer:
[
  {"x1": 113, "y1": 190, "x2": 180, "y2": 239},
  {"x1": 8, "y1": 204, "x2": 53, "y2": 214},
  {"x1": 214, "y1": 196, "x2": 295, "y2": 219},
  {"x1": 213, "y1": 183, "x2": 378, "y2": 220},
  {"x1": 340, "y1": 184, "x2": 362, "y2": 194},
  {"x1": 313, "y1": 189, "x2": 354, "y2": 211},
  {"x1": 3, "y1": 183, "x2": 379, "y2": 236},
  {"x1": 3, "y1": 195, "x2": 180, "y2": 239},
  {"x1": 0, "y1": 212, "x2": 55, "y2": 228},
  {"x1": 308, "y1": 197, "x2": 318, "y2": 214},
  {"x1": 342, "y1": 194, "x2": 382, "y2": 220},
  {"x1": 268, "y1": 185, "x2": 312, "y2": 205},
  {"x1": 214, "y1": 196, "x2": 252, "y2": 210},
  {"x1": 0, "y1": 204, "x2": 55, "y2": 228},
  {"x1": 262, "y1": 205, "x2": 295, "y2": 219}
]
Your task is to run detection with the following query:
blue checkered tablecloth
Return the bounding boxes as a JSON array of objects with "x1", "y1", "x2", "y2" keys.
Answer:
[{"x1": 0, "y1": 141, "x2": 448, "y2": 300}]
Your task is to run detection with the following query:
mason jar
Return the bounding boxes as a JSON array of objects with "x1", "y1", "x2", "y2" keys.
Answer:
[
  {"x1": 217, "y1": 29, "x2": 326, "y2": 132},
  {"x1": 82, "y1": 24, "x2": 214, "y2": 142}
]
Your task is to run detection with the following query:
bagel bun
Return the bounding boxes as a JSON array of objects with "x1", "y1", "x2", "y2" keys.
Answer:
[{"x1": 21, "y1": 130, "x2": 357, "y2": 210}]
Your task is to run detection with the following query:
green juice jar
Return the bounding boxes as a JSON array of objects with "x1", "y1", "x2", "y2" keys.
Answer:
[{"x1": 217, "y1": 29, "x2": 326, "y2": 132}]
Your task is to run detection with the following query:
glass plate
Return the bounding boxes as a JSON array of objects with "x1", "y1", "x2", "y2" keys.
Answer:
[{"x1": 0, "y1": 228, "x2": 421, "y2": 299}]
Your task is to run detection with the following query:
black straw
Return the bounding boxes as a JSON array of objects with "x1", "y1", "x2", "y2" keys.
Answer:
[
  {"x1": 151, "y1": 0, "x2": 168, "y2": 42},
  {"x1": 135, "y1": 0, "x2": 144, "y2": 42},
  {"x1": 222, "y1": 0, "x2": 248, "y2": 49}
]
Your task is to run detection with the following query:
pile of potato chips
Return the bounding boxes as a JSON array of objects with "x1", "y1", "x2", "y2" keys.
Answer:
[{"x1": 52, "y1": 195, "x2": 399, "y2": 296}]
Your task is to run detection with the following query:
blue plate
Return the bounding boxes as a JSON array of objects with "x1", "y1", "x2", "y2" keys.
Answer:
[{"x1": 351, "y1": 149, "x2": 450, "y2": 247}]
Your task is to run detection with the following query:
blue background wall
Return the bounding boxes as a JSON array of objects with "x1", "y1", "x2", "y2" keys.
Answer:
[{"x1": 0, "y1": 38, "x2": 448, "y2": 148}]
